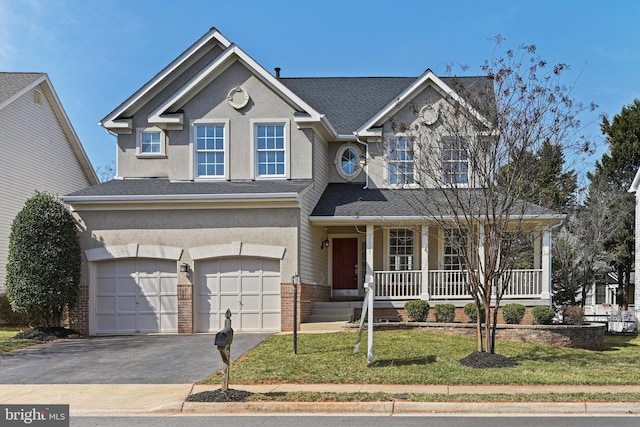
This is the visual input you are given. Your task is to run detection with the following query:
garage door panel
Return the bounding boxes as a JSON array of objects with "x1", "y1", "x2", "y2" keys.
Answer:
[
  {"x1": 94, "y1": 258, "x2": 177, "y2": 334},
  {"x1": 262, "y1": 276, "x2": 280, "y2": 293},
  {"x1": 241, "y1": 276, "x2": 260, "y2": 293},
  {"x1": 96, "y1": 296, "x2": 115, "y2": 313},
  {"x1": 220, "y1": 277, "x2": 239, "y2": 293},
  {"x1": 196, "y1": 256, "x2": 281, "y2": 332}
]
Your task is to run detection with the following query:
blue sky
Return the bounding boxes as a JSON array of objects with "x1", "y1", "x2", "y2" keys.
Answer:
[{"x1": 1, "y1": 0, "x2": 638, "y2": 185}]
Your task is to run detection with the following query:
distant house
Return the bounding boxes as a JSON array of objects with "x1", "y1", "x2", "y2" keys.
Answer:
[
  {"x1": 0, "y1": 73, "x2": 98, "y2": 292},
  {"x1": 62, "y1": 28, "x2": 562, "y2": 335}
]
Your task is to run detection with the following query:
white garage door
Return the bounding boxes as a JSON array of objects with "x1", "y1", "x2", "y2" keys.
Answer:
[
  {"x1": 196, "y1": 257, "x2": 281, "y2": 332},
  {"x1": 94, "y1": 259, "x2": 178, "y2": 334}
]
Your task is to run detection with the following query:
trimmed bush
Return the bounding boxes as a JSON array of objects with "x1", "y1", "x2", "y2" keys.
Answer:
[
  {"x1": 404, "y1": 300, "x2": 430, "y2": 322},
  {"x1": 563, "y1": 306, "x2": 584, "y2": 325},
  {"x1": 532, "y1": 306, "x2": 555, "y2": 325},
  {"x1": 463, "y1": 303, "x2": 485, "y2": 323},
  {"x1": 435, "y1": 304, "x2": 456, "y2": 323},
  {"x1": 502, "y1": 303, "x2": 526, "y2": 324}
]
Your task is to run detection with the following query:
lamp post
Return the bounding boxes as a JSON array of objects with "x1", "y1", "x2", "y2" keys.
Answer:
[{"x1": 292, "y1": 274, "x2": 300, "y2": 354}]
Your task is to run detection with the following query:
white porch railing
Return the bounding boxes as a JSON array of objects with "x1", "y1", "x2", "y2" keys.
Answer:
[
  {"x1": 374, "y1": 269, "x2": 543, "y2": 300},
  {"x1": 374, "y1": 270, "x2": 422, "y2": 299}
]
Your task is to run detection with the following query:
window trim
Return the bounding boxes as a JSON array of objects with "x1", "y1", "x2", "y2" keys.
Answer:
[
  {"x1": 136, "y1": 127, "x2": 166, "y2": 158},
  {"x1": 385, "y1": 227, "x2": 416, "y2": 271},
  {"x1": 191, "y1": 119, "x2": 230, "y2": 181},
  {"x1": 385, "y1": 134, "x2": 417, "y2": 188},
  {"x1": 334, "y1": 143, "x2": 363, "y2": 181},
  {"x1": 251, "y1": 119, "x2": 290, "y2": 179},
  {"x1": 442, "y1": 136, "x2": 470, "y2": 187}
]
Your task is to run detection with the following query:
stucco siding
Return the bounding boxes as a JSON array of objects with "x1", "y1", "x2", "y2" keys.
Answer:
[
  {"x1": 75, "y1": 207, "x2": 300, "y2": 288},
  {"x1": 0, "y1": 86, "x2": 94, "y2": 291}
]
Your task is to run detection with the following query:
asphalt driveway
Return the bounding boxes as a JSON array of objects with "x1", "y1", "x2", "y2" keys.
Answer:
[{"x1": 0, "y1": 333, "x2": 272, "y2": 384}]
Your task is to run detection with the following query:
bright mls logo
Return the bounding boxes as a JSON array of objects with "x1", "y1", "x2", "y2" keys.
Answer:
[{"x1": 2, "y1": 405, "x2": 69, "y2": 426}]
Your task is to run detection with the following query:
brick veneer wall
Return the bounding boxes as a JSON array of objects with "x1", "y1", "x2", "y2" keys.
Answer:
[
  {"x1": 281, "y1": 282, "x2": 330, "y2": 332},
  {"x1": 177, "y1": 284, "x2": 193, "y2": 334},
  {"x1": 68, "y1": 285, "x2": 89, "y2": 334}
]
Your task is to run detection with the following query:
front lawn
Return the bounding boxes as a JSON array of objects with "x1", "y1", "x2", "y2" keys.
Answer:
[
  {"x1": 202, "y1": 330, "x2": 640, "y2": 385},
  {"x1": 0, "y1": 327, "x2": 38, "y2": 353}
]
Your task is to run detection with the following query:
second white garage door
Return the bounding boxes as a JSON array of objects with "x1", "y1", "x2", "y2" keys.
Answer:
[
  {"x1": 196, "y1": 257, "x2": 281, "y2": 332},
  {"x1": 94, "y1": 258, "x2": 178, "y2": 334}
]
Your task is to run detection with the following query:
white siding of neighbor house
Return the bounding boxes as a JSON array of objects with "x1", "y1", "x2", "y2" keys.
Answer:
[
  {"x1": 0, "y1": 85, "x2": 94, "y2": 292},
  {"x1": 298, "y1": 129, "x2": 329, "y2": 286}
]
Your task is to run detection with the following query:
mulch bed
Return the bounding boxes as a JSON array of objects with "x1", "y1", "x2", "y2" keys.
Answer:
[
  {"x1": 12, "y1": 327, "x2": 80, "y2": 341},
  {"x1": 187, "y1": 389, "x2": 254, "y2": 402},
  {"x1": 459, "y1": 351, "x2": 518, "y2": 368}
]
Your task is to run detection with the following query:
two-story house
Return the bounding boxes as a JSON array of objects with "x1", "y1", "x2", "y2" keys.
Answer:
[{"x1": 63, "y1": 27, "x2": 561, "y2": 335}]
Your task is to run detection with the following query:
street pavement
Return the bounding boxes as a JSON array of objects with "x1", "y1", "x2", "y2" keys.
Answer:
[{"x1": 0, "y1": 332, "x2": 639, "y2": 416}]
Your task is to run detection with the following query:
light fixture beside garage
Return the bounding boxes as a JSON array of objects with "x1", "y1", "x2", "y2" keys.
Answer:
[{"x1": 180, "y1": 263, "x2": 189, "y2": 272}]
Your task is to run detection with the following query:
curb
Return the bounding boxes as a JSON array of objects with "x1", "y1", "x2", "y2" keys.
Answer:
[{"x1": 179, "y1": 401, "x2": 640, "y2": 415}]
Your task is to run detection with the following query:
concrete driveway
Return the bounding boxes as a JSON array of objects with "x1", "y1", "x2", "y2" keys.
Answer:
[{"x1": 0, "y1": 333, "x2": 272, "y2": 384}]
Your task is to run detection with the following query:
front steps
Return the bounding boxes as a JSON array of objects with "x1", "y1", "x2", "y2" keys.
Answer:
[{"x1": 307, "y1": 301, "x2": 360, "y2": 323}]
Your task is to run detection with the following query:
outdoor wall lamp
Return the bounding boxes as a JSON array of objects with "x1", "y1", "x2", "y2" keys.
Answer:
[
  {"x1": 321, "y1": 237, "x2": 330, "y2": 249},
  {"x1": 180, "y1": 263, "x2": 189, "y2": 273}
]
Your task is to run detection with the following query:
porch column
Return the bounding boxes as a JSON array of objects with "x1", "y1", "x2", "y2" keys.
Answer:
[
  {"x1": 421, "y1": 225, "x2": 429, "y2": 300},
  {"x1": 540, "y1": 226, "x2": 552, "y2": 301},
  {"x1": 366, "y1": 224, "x2": 374, "y2": 290},
  {"x1": 478, "y1": 225, "x2": 486, "y2": 290}
]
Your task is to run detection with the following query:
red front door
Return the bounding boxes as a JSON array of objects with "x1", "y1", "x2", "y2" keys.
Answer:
[{"x1": 332, "y1": 238, "x2": 359, "y2": 291}]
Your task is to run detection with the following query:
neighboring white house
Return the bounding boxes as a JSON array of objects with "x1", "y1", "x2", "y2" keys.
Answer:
[{"x1": 0, "y1": 73, "x2": 99, "y2": 292}]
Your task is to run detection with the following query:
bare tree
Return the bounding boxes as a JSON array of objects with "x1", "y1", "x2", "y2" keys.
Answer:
[{"x1": 386, "y1": 40, "x2": 593, "y2": 353}]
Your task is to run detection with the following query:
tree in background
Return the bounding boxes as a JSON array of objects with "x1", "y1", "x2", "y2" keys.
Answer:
[
  {"x1": 6, "y1": 192, "x2": 81, "y2": 327},
  {"x1": 389, "y1": 40, "x2": 592, "y2": 354},
  {"x1": 587, "y1": 99, "x2": 640, "y2": 309}
]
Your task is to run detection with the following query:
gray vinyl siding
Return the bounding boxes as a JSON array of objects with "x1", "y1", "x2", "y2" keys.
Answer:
[
  {"x1": 298, "y1": 130, "x2": 329, "y2": 285},
  {"x1": 0, "y1": 86, "x2": 94, "y2": 291}
]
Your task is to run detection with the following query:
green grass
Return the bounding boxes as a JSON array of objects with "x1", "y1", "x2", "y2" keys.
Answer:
[
  {"x1": 0, "y1": 327, "x2": 38, "y2": 353},
  {"x1": 203, "y1": 330, "x2": 640, "y2": 385}
]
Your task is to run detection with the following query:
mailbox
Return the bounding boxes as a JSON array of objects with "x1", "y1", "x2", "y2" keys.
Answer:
[{"x1": 215, "y1": 326, "x2": 234, "y2": 348}]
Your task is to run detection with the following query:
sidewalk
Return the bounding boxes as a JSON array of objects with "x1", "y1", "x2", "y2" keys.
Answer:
[{"x1": 1, "y1": 383, "x2": 640, "y2": 416}]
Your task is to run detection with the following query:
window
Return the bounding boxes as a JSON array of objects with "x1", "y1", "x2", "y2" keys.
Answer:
[
  {"x1": 195, "y1": 124, "x2": 225, "y2": 178},
  {"x1": 443, "y1": 230, "x2": 466, "y2": 271},
  {"x1": 388, "y1": 137, "x2": 414, "y2": 185},
  {"x1": 335, "y1": 144, "x2": 362, "y2": 180},
  {"x1": 389, "y1": 228, "x2": 414, "y2": 271},
  {"x1": 256, "y1": 124, "x2": 285, "y2": 177},
  {"x1": 443, "y1": 137, "x2": 468, "y2": 184},
  {"x1": 136, "y1": 127, "x2": 165, "y2": 157}
]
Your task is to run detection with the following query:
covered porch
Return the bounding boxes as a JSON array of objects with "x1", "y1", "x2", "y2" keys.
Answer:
[{"x1": 318, "y1": 223, "x2": 552, "y2": 304}]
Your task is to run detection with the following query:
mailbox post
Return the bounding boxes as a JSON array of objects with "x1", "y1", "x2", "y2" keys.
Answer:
[{"x1": 215, "y1": 309, "x2": 234, "y2": 392}]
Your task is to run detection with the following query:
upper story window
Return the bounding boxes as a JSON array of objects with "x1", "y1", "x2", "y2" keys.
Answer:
[
  {"x1": 136, "y1": 127, "x2": 166, "y2": 158},
  {"x1": 195, "y1": 123, "x2": 226, "y2": 178},
  {"x1": 443, "y1": 137, "x2": 468, "y2": 185},
  {"x1": 335, "y1": 144, "x2": 363, "y2": 181},
  {"x1": 388, "y1": 137, "x2": 414, "y2": 185},
  {"x1": 255, "y1": 123, "x2": 286, "y2": 177},
  {"x1": 389, "y1": 228, "x2": 414, "y2": 271}
]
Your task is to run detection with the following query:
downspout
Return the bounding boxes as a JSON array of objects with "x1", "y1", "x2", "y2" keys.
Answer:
[{"x1": 354, "y1": 133, "x2": 369, "y2": 189}]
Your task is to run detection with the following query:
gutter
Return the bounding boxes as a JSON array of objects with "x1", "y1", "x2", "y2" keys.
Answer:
[{"x1": 61, "y1": 192, "x2": 303, "y2": 204}]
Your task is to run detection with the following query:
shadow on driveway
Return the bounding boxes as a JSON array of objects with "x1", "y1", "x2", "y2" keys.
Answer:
[{"x1": 0, "y1": 333, "x2": 272, "y2": 384}]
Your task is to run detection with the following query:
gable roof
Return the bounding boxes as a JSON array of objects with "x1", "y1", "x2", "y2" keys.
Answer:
[{"x1": 0, "y1": 72, "x2": 99, "y2": 185}]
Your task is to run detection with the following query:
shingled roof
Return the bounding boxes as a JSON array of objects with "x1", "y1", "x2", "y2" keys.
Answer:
[
  {"x1": 310, "y1": 183, "x2": 560, "y2": 220},
  {"x1": 280, "y1": 75, "x2": 495, "y2": 135}
]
